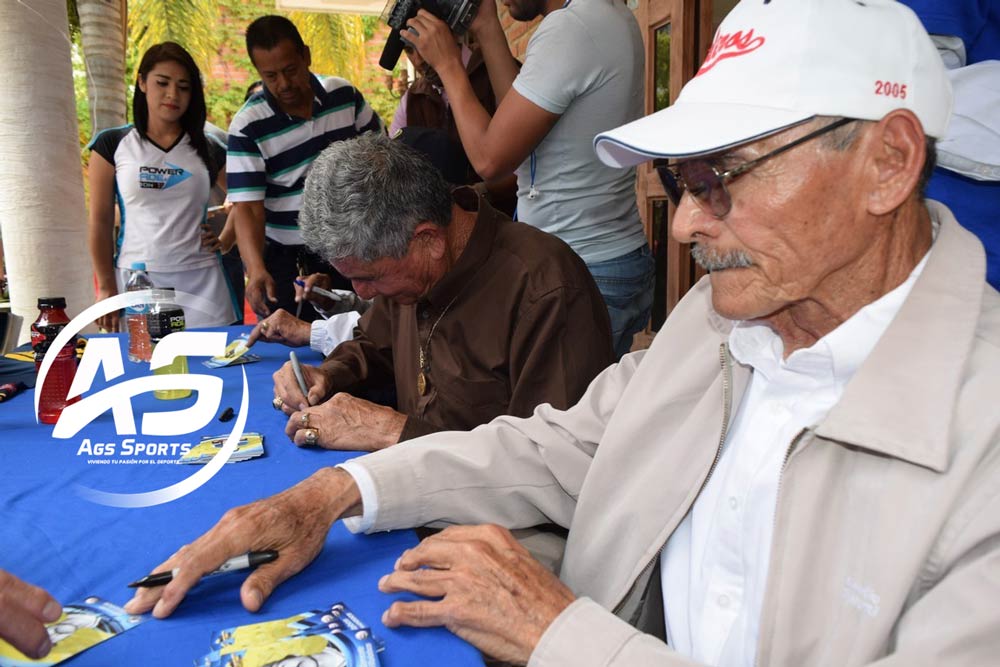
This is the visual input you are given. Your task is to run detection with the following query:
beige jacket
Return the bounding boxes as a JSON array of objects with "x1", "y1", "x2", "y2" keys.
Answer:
[{"x1": 357, "y1": 203, "x2": 1000, "y2": 666}]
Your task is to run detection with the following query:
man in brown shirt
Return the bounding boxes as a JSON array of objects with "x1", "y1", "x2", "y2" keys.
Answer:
[{"x1": 271, "y1": 132, "x2": 613, "y2": 451}]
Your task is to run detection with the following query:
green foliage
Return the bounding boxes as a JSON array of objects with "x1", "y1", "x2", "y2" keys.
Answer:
[
  {"x1": 127, "y1": 0, "x2": 222, "y2": 75},
  {"x1": 72, "y1": 42, "x2": 91, "y2": 168},
  {"x1": 204, "y1": 80, "x2": 248, "y2": 131},
  {"x1": 289, "y1": 11, "x2": 366, "y2": 83},
  {"x1": 362, "y1": 15, "x2": 381, "y2": 41},
  {"x1": 654, "y1": 27, "x2": 671, "y2": 111},
  {"x1": 72, "y1": 0, "x2": 403, "y2": 148},
  {"x1": 358, "y1": 60, "x2": 404, "y2": 125},
  {"x1": 355, "y1": 20, "x2": 405, "y2": 127},
  {"x1": 66, "y1": 0, "x2": 80, "y2": 40},
  {"x1": 201, "y1": 0, "x2": 259, "y2": 128}
]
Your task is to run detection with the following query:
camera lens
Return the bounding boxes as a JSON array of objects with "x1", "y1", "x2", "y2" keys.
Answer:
[{"x1": 378, "y1": 0, "x2": 482, "y2": 70}]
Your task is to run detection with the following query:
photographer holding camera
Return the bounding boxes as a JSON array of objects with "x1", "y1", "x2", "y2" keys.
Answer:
[{"x1": 399, "y1": 0, "x2": 652, "y2": 360}]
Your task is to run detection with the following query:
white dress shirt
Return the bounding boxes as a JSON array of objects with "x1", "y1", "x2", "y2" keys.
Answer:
[
  {"x1": 660, "y1": 252, "x2": 930, "y2": 666},
  {"x1": 308, "y1": 311, "x2": 361, "y2": 356}
]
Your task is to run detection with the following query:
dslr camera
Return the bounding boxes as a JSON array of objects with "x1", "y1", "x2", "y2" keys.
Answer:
[{"x1": 378, "y1": 0, "x2": 482, "y2": 70}]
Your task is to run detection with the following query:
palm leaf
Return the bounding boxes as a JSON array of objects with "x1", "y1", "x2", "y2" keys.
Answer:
[
  {"x1": 289, "y1": 11, "x2": 366, "y2": 83},
  {"x1": 127, "y1": 0, "x2": 221, "y2": 76}
]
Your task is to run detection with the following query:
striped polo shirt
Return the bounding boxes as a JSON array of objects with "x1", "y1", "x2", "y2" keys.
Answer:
[{"x1": 227, "y1": 74, "x2": 383, "y2": 245}]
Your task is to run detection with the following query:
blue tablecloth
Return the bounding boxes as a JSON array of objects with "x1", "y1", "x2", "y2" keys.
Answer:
[{"x1": 0, "y1": 328, "x2": 482, "y2": 666}]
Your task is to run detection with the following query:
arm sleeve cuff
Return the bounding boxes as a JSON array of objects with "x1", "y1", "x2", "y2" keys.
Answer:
[
  {"x1": 310, "y1": 319, "x2": 334, "y2": 356},
  {"x1": 529, "y1": 598, "x2": 692, "y2": 667},
  {"x1": 529, "y1": 598, "x2": 636, "y2": 667},
  {"x1": 226, "y1": 190, "x2": 266, "y2": 202},
  {"x1": 336, "y1": 461, "x2": 379, "y2": 533}
]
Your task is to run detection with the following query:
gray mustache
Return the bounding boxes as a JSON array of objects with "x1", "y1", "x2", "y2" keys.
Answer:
[{"x1": 691, "y1": 244, "x2": 754, "y2": 272}]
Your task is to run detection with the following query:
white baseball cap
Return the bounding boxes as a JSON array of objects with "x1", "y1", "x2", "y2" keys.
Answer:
[{"x1": 594, "y1": 0, "x2": 953, "y2": 168}]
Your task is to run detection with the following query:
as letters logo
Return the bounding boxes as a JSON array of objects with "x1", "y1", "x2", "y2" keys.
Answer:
[{"x1": 37, "y1": 290, "x2": 249, "y2": 508}]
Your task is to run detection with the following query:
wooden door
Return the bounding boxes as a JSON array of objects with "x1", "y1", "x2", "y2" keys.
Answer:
[{"x1": 633, "y1": 0, "x2": 713, "y2": 332}]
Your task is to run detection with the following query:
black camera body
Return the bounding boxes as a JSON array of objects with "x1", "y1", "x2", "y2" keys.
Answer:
[{"x1": 378, "y1": 0, "x2": 481, "y2": 70}]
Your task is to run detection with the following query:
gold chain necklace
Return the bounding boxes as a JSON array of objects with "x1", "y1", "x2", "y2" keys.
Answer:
[{"x1": 417, "y1": 293, "x2": 460, "y2": 395}]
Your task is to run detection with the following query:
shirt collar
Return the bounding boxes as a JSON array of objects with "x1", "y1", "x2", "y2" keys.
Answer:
[
  {"x1": 422, "y1": 187, "x2": 498, "y2": 310},
  {"x1": 264, "y1": 73, "x2": 324, "y2": 119},
  {"x1": 814, "y1": 202, "x2": 980, "y2": 471}
]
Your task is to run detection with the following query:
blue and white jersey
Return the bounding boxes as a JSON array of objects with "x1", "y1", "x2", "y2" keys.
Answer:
[
  {"x1": 226, "y1": 74, "x2": 383, "y2": 245},
  {"x1": 89, "y1": 125, "x2": 225, "y2": 272}
]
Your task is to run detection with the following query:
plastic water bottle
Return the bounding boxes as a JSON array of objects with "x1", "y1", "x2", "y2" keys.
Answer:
[
  {"x1": 148, "y1": 288, "x2": 191, "y2": 400},
  {"x1": 31, "y1": 296, "x2": 80, "y2": 424},
  {"x1": 125, "y1": 262, "x2": 154, "y2": 363}
]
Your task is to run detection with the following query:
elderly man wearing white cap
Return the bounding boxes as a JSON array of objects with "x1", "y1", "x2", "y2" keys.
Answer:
[{"x1": 126, "y1": 2, "x2": 1000, "y2": 665}]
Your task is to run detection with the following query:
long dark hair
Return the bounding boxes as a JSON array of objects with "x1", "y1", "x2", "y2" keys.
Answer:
[{"x1": 132, "y1": 42, "x2": 214, "y2": 174}]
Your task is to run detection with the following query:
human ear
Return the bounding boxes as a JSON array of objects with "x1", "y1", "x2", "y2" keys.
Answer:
[
  {"x1": 412, "y1": 222, "x2": 447, "y2": 260},
  {"x1": 866, "y1": 110, "x2": 927, "y2": 216}
]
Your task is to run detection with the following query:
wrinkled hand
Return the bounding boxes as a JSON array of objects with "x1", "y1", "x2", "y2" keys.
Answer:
[
  {"x1": 294, "y1": 272, "x2": 334, "y2": 311},
  {"x1": 124, "y1": 467, "x2": 357, "y2": 619},
  {"x1": 200, "y1": 224, "x2": 223, "y2": 253},
  {"x1": 295, "y1": 274, "x2": 370, "y2": 317},
  {"x1": 379, "y1": 525, "x2": 576, "y2": 664},
  {"x1": 273, "y1": 359, "x2": 331, "y2": 412},
  {"x1": 286, "y1": 393, "x2": 406, "y2": 451},
  {"x1": 246, "y1": 269, "x2": 278, "y2": 319},
  {"x1": 95, "y1": 285, "x2": 120, "y2": 332},
  {"x1": 247, "y1": 309, "x2": 311, "y2": 348},
  {"x1": 0, "y1": 569, "x2": 62, "y2": 659},
  {"x1": 405, "y1": 10, "x2": 463, "y2": 76}
]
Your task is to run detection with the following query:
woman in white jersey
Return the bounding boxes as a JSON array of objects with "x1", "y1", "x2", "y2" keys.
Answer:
[{"x1": 87, "y1": 42, "x2": 240, "y2": 331}]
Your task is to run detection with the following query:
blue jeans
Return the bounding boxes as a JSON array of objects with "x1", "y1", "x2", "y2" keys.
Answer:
[{"x1": 587, "y1": 245, "x2": 655, "y2": 360}]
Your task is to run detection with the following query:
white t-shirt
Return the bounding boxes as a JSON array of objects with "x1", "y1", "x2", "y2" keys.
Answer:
[
  {"x1": 511, "y1": 0, "x2": 647, "y2": 264},
  {"x1": 89, "y1": 125, "x2": 225, "y2": 272},
  {"x1": 90, "y1": 126, "x2": 239, "y2": 327}
]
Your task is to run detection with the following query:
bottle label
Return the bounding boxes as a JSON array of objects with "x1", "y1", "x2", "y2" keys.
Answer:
[
  {"x1": 31, "y1": 323, "x2": 75, "y2": 363},
  {"x1": 126, "y1": 302, "x2": 151, "y2": 316},
  {"x1": 148, "y1": 308, "x2": 186, "y2": 343},
  {"x1": 126, "y1": 285, "x2": 152, "y2": 316}
]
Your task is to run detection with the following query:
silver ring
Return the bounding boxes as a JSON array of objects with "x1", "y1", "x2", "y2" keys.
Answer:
[
  {"x1": 272, "y1": 396, "x2": 284, "y2": 410},
  {"x1": 303, "y1": 428, "x2": 319, "y2": 446},
  {"x1": 300, "y1": 412, "x2": 310, "y2": 427}
]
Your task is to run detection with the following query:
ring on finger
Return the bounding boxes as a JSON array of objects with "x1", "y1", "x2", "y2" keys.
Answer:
[
  {"x1": 303, "y1": 428, "x2": 319, "y2": 446},
  {"x1": 272, "y1": 396, "x2": 284, "y2": 410},
  {"x1": 300, "y1": 412, "x2": 310, "y2": 427},
  {"x1": 260, "y1": 321, "x2": 269, "y2": 331}
]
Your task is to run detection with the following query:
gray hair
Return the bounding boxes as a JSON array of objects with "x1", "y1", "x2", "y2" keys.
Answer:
[
  {"x1": 299, "y1": 132, "x2": 454, "y2": 262},
  {"x1": 691, "y1": 244, "x2": 753, "y2": 272},
  {"x1": 816, "y1": 115, "x2": 937, "y2": 199}
]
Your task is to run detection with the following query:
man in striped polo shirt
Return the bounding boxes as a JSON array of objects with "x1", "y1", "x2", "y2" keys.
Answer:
[{"x1": 227, "y1": 15, "x2": 383, "y2": 320}]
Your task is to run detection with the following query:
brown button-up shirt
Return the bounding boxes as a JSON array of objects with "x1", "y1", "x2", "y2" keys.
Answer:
[{"x1": 319, "y1": 189, "x2": 614, "y2": 441}]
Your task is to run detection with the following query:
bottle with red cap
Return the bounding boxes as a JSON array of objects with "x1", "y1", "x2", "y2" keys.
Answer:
[{"x1": 30, "y1": 296, "x2": 80, "y2": 424}]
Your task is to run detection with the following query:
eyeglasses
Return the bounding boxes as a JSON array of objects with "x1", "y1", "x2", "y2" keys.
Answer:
[{"x1": 656, "y1": 118, "x2": 855, "y2": 218}]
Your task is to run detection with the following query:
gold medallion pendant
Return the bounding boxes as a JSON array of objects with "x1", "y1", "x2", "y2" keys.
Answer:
[{"x1": 417, "y1": 371, "x2": 427, "y2": 395}]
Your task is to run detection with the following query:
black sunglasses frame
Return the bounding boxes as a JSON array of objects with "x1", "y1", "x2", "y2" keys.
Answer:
[{"x1": 656, "y1": 118, "x2": 855, "y2": 218}]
